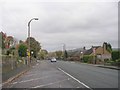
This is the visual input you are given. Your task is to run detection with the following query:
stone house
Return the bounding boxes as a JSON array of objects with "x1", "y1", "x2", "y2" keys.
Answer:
[
  {"x1": 84, "y1": 43, "x2": 111, "y2": 62},
  {"x1": 67, "y1": 47, "x2": 86, "y2": 61}
]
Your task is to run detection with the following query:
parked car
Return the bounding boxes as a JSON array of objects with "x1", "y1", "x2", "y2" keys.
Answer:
[{"x1": 51, "y1": 57, "x2": 57, "y2": 62}]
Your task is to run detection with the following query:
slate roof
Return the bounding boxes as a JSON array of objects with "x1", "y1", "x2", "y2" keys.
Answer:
[
  {"x1": 67, "y1": 46, "x2": 102, "y2": 56},
  {"x1": 84, "y1": 46, "x2": 101, "y2": 55},
  {"x1": 84, "y1": 48, "x2": 93, "y2": 55},
  {"x1": 92, "y1": 46, "x2": 101, "y2": 49},
  {"x1": 67, "y1": 48, "x2": 85, "y2": 57}
]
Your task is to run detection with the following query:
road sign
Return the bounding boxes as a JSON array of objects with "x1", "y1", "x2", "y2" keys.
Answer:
[{"x1": 27, "y1": 51, "x2": 30, "y2": 57}]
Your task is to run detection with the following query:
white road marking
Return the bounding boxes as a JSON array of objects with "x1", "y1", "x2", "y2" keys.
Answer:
[
  {"x1": 12, "y1": 75, "x2": 55, "y2": 85},
  {"x1": 32, "y1": 78, "x2": 70, "y2": 88},
  {"x1": 58, "y1": 67, "x2": 93, "y2": 90}
]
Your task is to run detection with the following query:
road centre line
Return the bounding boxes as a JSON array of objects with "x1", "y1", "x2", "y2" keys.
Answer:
[
  {"x1": 32, "y1": 78, "x2": 70, "y2": 88},
  {"x1": 58, "y1": 67, "x2": 93, "y2": 90}
]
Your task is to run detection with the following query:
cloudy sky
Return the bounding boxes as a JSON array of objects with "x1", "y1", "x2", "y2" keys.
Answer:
[{"x1": 0, "y1": 0, "x2": 118, "y2": 51}]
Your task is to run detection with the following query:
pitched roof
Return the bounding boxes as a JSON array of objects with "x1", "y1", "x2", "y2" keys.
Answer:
[
  {"x1": 67, "y1": 48, "x2": 85, "y2": 57},
  {"x1": 92, "y1": 46, "x2": 101, "y2": 49},
  {"x1": 84, "y1": 48, "x2": 93, "y2": 55}
]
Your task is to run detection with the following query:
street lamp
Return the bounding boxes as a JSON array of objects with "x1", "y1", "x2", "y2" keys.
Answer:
[{"x1": 28, "y1": 18, "x2": 38, "y2": 65}]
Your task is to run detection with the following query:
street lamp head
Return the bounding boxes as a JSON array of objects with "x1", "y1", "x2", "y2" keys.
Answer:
[
  {"x1": 31, "y1": 51, "x2": 34, "y2": 54},
  {"x1": 28, "y1": 18, "x2": 39, "y2": 26},
  {"x1": 34, "y1": 18, "x2": 39, "y2": 20}
]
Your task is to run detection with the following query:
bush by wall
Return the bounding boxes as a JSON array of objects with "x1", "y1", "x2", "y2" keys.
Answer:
[
  {"x1": 83, "y1": 55, "x2": 94, "y2": 63},
  {"x1": 67, "y1": 57, "x2": 80, "y2": 61}
]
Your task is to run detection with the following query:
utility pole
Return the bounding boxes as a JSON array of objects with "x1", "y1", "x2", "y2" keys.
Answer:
[
  {"x1": 93, "y1": 48, "x2": 96, "y2": 64},
  {"x1": 62, "y1": 43, "x2": 66, "y2": 60}
]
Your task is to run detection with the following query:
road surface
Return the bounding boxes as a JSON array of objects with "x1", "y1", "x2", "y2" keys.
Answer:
[{"x1": 4, "y1": 60, "x2": 118, "y2": 89}]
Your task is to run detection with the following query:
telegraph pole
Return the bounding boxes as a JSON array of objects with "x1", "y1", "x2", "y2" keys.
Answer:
[{"x1": 63, "y1": 43, "x2": 66, "y2": 60}]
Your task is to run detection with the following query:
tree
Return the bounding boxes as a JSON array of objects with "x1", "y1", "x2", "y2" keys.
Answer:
[
  {"x1": 26, "y1": 37, "x2": 41, "y2": 57},
  {"x1": 18, "y1": 44, "x2": 27, "y2": 57},
  {"x1": 64, "y1": 50, "x2": 68, "y2": 59},
  {"x1": 0, "y1": 32, "x2": 5, "y2": 49},
  {"x1": 55, "y1": 51, "x2": 62, "y2": 59},
  {"x1": 38, "y1": 49, "x2": 48, "y2": 59},
  {"x1": 19, "y1": 40, "x2": 24, "y2": 44},
  {"x1": 112, "y1": 50, "x2": 120, "y2": 61},
  {"x1": 47, "y1": 52, "x2": 56, "y2": 58}
]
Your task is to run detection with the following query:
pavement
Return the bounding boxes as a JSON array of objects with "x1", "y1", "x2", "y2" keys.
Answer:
[
  {"x1": 2, "y1": 60, "x2": 119, "y2": 89},
  {"x1": 72, "y1": 61, "x2": 120, "y2": 70},
  {"x1": 94, "y1": 65, "x2": 120, "y2": 70},
  {"x1": 78, "y1": 62, "x2": 119, "y2": 70},
  {"x1": 2, "y1": 68, "x2": 29, "y2": 88}
]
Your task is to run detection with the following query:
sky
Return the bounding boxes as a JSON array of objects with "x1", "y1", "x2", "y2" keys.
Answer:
[{"x1": 0, "y1": 0, "x2": 119, "y2": 52}]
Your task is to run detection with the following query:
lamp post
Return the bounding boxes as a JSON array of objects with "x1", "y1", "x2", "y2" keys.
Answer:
[{"x1": 28, "y1": 18, "x2": 38, "y2": 65}]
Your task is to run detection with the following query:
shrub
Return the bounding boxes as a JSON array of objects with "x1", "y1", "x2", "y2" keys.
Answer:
[
  {"x1": 67, "y1": 57, "x2": 80, "y2": 61},
  {"x1": 83, "y1": 55, "x2": 94, "y2": 63},
  {"x1": 6, "y1": 50, "x2": 10, "y2": 55},
  {"x1": 18, "y1": 44, "x2": 27, "y2": 57},
  {"x1": 104, "y1": 59, "x2": 109, "y2": 63},
  {"x1": 112, "y1": 50, "x2": 120, "y2": 61},
  {"x1": 116, "y1": 59, "x2": 120, "y2": 66}
]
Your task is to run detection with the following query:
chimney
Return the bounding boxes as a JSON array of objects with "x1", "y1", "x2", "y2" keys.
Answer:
[
  {"x1": 83, "y1": 46, "x2": 86, "y2": 50},
  {"x1": 103, "y1": 42, "x2": 107, "y2": 50},
  {"x1": 103, "y1": 42, "x2": 107, "y2": 54}
]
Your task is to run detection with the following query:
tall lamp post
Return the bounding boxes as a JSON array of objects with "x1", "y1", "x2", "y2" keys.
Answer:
[{"x1": 28, "y1": 18, "x2": 38, "y2": 65}]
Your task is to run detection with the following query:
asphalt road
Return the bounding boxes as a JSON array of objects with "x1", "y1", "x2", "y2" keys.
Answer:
[
  {"x1": 4, "y1": 60, "x2": 118, "y2": 89},
  {"x1": 53, "y1": 60, "x2": 118, "y2": 88}
]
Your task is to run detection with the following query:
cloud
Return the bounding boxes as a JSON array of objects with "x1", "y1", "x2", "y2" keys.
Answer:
[{"x1": 1, "y1": 1, "x2": 118, "y2": 51}]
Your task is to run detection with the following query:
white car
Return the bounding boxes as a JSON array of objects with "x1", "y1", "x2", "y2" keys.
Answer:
[{"x1": 51, "y1": 58, "x2": 57, "y2": 62}]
